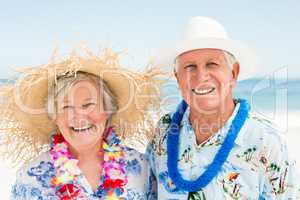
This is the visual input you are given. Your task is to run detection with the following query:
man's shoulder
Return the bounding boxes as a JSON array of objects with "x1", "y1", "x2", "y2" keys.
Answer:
[
  {"x1": 158, "y1": 113, "x2": 173, "y2": 127},
  {"x1": 155, "y1": 112, "x2": 174, "y2": 140},
  {"x1": 245, "y1": 113, "x2": 286, "y2": 148},
  {"x1": 146, "y1": 113, "x2": 174, "y2": 157}
]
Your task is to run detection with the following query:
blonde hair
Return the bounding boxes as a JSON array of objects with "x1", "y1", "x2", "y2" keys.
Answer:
[{"x1": 47, "y1": 72, "x2": 118, "y2": 125}]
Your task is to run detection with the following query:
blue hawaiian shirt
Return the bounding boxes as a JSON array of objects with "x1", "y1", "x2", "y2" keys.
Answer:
[
  {"x1": 146, "y1": 102, "x2": 300, "y2": 199},
  {"x1": 11, "y1": 147, "x2": 157, "y2": 200}
]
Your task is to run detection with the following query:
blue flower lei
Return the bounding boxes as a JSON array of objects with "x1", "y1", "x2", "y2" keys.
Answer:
[{"x1": 167, "y1": 99, "x2": 249, "y2": 192}]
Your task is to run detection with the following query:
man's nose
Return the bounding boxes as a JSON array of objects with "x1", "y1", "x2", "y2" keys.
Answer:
[{"x1": 196, "y1": 66, "x2": 210, "y2": 81}]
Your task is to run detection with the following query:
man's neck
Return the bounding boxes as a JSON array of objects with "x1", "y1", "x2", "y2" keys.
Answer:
[{"x1": 189, "y1": 98, "x2": 236, "y2": 145}]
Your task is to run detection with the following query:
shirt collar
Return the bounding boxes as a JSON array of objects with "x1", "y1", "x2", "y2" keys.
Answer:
[{"x1": 181, "y1": 101, "x2": 246, "y2": 147}]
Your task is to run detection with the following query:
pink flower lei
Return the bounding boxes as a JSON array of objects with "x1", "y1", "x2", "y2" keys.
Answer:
[{"x1": 49, "y1": 127, "x2": 128, "y2": 200}]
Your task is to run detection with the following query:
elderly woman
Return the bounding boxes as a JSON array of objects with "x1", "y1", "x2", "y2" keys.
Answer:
[
  {"x1": 0, "y1": 50, "x2": 158, "y2": 199},
  {"x1": 147, "y1": 16, "x2": 300, "y2": 199}
]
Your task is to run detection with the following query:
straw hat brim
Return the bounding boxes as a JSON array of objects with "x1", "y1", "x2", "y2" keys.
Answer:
[{"x1": 0, "y1": 50, "x2": 162, "y2": 164}]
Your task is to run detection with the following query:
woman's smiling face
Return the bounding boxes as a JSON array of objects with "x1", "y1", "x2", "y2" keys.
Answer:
[
  {"x1": 175, "y1": 48, "x2": 239, "y2": 113},
  {"x1": 55, "y1": 80, "x2": 108, "y2": 151}
]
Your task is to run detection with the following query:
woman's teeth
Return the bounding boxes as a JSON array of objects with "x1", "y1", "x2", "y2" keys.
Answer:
[
  {"x1": 71, "y1": 125, "x2": 93, "y2": 132},
  {"x1": 192, "y1": 87, "x2": 215, "y2": 95}
]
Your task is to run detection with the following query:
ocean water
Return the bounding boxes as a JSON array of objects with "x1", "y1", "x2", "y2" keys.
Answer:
[
  {"x1": 161, "y1": 78, "x2": 300, "y2": 112},
  {"x1": 0, "y1": 78, "x2": 299, "y2": 198}
]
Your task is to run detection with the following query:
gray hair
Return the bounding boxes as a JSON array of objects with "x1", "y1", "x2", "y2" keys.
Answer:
[
  {"x1": 47, "y1": 72, "x2": 118, "y2": 124},
  {"x1": 174, "y1": 50, "x2": 237, "y2": 72},
  {"x1": 223, "y1": 51, "x2": 237, "y2": 69}
]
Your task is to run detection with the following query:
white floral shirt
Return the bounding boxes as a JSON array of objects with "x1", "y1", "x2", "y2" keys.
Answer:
[
  {"x1": 11, "y1": 147, "x2": 157, "y2": 200},
  {"x1": 146, "y1": 102, "x2": 300, "y2": 199}
]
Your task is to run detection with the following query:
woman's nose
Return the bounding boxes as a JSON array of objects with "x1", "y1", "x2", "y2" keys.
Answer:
[{"x1": 73, "y1": 106, "x2": 91, "y2": 116}]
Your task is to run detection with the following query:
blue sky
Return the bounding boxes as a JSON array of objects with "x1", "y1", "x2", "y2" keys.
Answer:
[{"x1": 0, "y1": 0, "x2": 299, "y2": 78}]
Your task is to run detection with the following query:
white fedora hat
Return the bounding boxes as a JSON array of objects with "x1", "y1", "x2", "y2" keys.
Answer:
[{"x1": 154, "y1": 16, "x2": 258, "y2": 80}]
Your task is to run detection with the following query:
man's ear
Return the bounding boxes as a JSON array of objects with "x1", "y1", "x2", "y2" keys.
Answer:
[
  {"x1": 231, "y1": 62, "x2": 240, "y2": 87},
  {"x1": 174, "y1": 58, "x2": 181, "y2": 84},
  {"x1": 174, "y1": 69, "x2": 179, "y2": 83}
]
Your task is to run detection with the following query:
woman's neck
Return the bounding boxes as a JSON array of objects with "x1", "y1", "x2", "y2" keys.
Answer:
[
  {"x1": 69, "y1": 140, "x2": 103, "y2": 191},
  {"x1": 69, "y1": 140, "x2": 103, "y2": 163},
  {"x1": 189, "y1": 98, "x2": 236, "y2": 145}
]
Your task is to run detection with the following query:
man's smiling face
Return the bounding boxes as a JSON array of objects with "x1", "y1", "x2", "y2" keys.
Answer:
[{"x1": 175, "y1": 48, "x2": 239, "y2": 113}]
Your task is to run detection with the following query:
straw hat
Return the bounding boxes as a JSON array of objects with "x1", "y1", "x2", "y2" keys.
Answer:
[
  {"x1": 154, "y1": 16, "x2": 258, "y2": 80},
  {"x1": 0, "y1": 49, "x2": 162, "y2": 165}
]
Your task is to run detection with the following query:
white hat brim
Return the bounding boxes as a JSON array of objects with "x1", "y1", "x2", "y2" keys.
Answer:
[{"x1": 153, "y1": 37, "x2": 258, "y2": 80}]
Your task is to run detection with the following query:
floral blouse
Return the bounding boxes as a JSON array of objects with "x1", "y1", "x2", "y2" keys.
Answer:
[
  {"x1": 146, "y1": 102, "x2": 300, "y2": 199},
  {"x1": 11, "y1": 147, "x2": 157, "y2": 200}
]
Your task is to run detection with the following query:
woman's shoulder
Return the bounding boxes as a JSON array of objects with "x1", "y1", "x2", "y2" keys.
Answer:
[
  {"x1": 15, "y1": 151, "x2": 54, "y2": 184},
  {"x1": 11, "y1": 152, "x2": 57, "y2": 199},
  {"x1": 121, "y1": 146, "x2": 152, "y2": 197},
  {"x1": 18, "y1": 152, "x2": 51, "y2": 172},
  {"x1": 123, "y1": 146, "x2": 147, "y2": 163},
  {"x1": 122, "y1": 145, "x2": 151, "y2": 176}
]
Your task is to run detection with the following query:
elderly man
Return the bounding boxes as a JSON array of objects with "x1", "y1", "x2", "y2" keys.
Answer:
[{"x1": 146, "y1": 16, "x2": 300, "y2": 199}]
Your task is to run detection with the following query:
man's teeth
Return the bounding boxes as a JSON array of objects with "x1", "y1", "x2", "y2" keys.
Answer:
[
  {"x1": 71, "y1": 125, "x2": 93, "y2": 132},
  {"x1": 192, "y1": 87, "x2": 215, "y2": 95}
]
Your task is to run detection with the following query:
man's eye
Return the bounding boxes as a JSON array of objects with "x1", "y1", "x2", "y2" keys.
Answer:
[
  {"x1": 82, "y1": 103, "x2": 96, "y2": 109},
  {"x1": 207, "y1": 62, "x2": 218, "y2": 67},
  {"x1": 184, "y1": 64, "x2": 197, "y2": 69}
]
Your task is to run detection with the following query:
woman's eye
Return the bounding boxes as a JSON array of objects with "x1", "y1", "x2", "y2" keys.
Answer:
[
  {"x1": 62, "y1": 105, "x2": 72, "y2": 110},
  {"x1": 82, "y1": 103, "x2": 96, "y2": 109}
]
